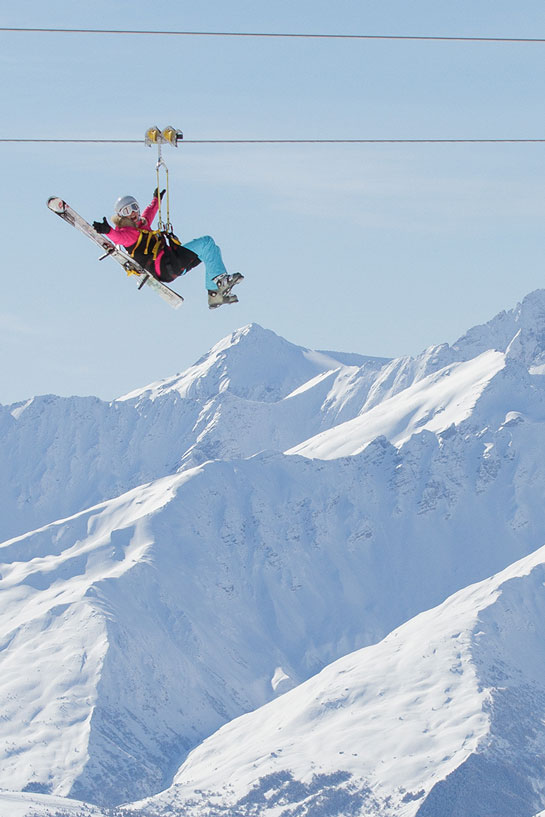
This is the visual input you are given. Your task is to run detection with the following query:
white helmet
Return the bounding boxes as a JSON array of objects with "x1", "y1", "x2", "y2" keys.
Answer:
[{"x1": 114, "y1": 195, "x2": 140, "y2": 218}]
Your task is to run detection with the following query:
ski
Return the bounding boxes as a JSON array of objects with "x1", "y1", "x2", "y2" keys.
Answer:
[{"x1": 47, "y1": 197, "x2": 184, "y2": 310}]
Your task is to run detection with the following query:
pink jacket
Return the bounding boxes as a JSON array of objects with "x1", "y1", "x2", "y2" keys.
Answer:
[{"x1": 106, "y1": 197, "x2": 165, "y2": 276}]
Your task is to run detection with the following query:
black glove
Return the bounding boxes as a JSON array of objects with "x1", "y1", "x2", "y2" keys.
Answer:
[
  {"x1": 153, "y1": 188, "x2": 166, "y2": 201},
  {"x1": 93, "y1": 217, "x2": 111, "y2": 234}
]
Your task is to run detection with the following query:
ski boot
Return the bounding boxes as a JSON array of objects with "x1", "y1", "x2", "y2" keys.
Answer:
[
  {"x1": 212, "y1": 273, "x2": 244, "y2": 296},
  {"x1": 208, "y1": 289, "x2": 239, "y2": 309}
]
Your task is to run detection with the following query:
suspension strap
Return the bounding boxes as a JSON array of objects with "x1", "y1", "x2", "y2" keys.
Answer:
[
  {"x1": 155, "y1": 142, "x2": 170, "y2": 231},
  {"x1": 130, "y1": 229, "x2": 165, "y2": 260},
  {"x1": 130, "y1": 231, "x2": 144, "y2": 257}
]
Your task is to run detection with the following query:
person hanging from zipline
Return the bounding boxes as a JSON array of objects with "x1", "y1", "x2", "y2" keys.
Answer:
[{"x1": 93, "y1": 189, "x2": 243, "y2": 309}]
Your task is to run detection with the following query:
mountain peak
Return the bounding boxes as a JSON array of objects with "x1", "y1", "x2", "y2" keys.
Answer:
[
  {"x1": 205, "y1": 322, "x2": 278, "y2": 353},
  {"x1": 118, "y1": 323, "x2": 360, "y2": 404},
  {"x1": 453, "y1": 288, "x2": 545, "y2": 367}
]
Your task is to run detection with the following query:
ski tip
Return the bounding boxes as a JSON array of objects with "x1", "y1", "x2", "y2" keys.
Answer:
[{"x1": 47, "y1": 196, "x2": 66, "y2": 214}]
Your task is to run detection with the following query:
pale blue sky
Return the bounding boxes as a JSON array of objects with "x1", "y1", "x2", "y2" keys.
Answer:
[{"x1": 2, "y1": 0, "x2": 545, "y2": 403}]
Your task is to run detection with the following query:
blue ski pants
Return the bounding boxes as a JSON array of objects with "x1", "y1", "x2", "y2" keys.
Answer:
[{"x1": 182, "y1": 235, "x2": 228, "y2": 290}]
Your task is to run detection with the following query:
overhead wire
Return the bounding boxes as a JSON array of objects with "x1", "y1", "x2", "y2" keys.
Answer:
[
  {"x1": 1, "y1": 138, "x2": 545, "y2": 145},
  {"x1": 2, "y1": 27, "x2": 545, "y2": 43},
  {"x1": 2, "y1": 26, "x2": 544, "y2": 148}
]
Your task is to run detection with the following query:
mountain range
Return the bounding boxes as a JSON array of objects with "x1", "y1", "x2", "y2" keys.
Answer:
[{"x1": 3, "y1": 290, "x2": 545, "y2": 816}]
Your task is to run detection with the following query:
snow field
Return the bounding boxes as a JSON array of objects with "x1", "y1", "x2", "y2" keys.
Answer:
[{"x1": 3, "y1": 292, "x2": 545, "y2": 813}]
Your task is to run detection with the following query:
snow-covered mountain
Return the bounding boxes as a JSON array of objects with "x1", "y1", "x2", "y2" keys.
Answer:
[
  {"x1": 3, "y1": 290, "x2": 545, "y2": 815},
  {"x1": 0, "y1": 325, "x2": 381, "y2": 543},
  {"x1": 129, "y1": 543, "x2": 545, "y2": 817}
]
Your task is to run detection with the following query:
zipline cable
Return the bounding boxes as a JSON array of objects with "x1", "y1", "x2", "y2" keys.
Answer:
[
  {"x1": 2, "y1": 27, "x2": 545, "y2": 43},
  {"x1": 2, "y1": 138, "x2": 545, "y2": 144}
]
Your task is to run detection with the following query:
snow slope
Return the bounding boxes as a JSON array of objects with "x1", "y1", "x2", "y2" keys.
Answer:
[
  {"x1": 287, "y1": 349, "x2": 506, "y2": 458},
  {"x1": 3, "y1": 291, "x2": 545, "y2": 813},
  {"x1": 128, "y1": 544, "x2": 545, "y2": 817},
  {"x1": 4, "y1": 293, "x2": 545, "y2": 544},
  {"x1": 0, "y1": 324, "x2": 383, "y2": 543},
  {"x1": 2, "y1": 408, "x2": 545, "y2": 805},
  {"x1": 0, "y1": 792, "x2": 103, "y2": 817}
]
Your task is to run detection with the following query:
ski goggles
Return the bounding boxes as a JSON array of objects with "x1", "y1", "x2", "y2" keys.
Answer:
[{"x1": 119, "y1": 201, "x2": 140, "y2": 218}]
